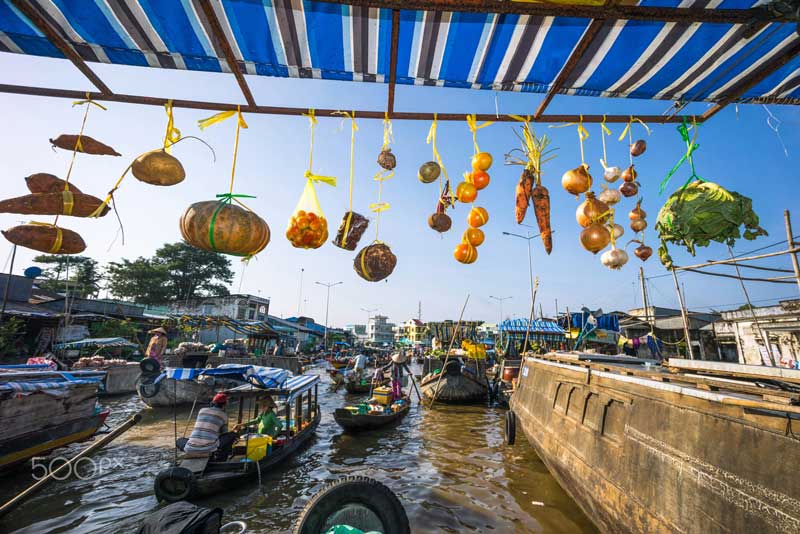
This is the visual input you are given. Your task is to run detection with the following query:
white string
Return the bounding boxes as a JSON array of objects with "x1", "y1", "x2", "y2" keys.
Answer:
[
  {"x1": 763, "y1": 105, "x2": 788, "y2": 157},
  {"x1": 494, "y1": 90, "x2": 499, "y2": 119}
]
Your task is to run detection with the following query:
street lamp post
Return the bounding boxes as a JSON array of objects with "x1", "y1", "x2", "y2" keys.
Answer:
[
  {"x1": 316, "y1": 281, "x2": 342, "y2": 351},
  {"x1": 503, "y1": 228, "x2": 548, "y2": 352},
  {"x1": 489, "y1": 295, "x2": 512, "y2": 345}
]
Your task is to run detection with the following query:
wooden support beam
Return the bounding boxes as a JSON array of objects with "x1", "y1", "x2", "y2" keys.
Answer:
[
  {"x1": 198, "y1": 0, "x2": 256, "y2": 107},
  {"x1": 387, "y1": 9, "x2": 400, "y2": 116},
  {"x1": 314, "y1": 0, "x2": 786, "y2": 24},
  {"x1": 534, "y1": 18, "x2": 606, "y2": 119},
  {"x1": 10, "y1": 0, "x2": 112, "y2": 95},
  {"x1": 0, "y1": 83, "x2": 700, "y2": 123},
  {"x1": 702, "y1": 40, "x2": 800, "y2": 121}
]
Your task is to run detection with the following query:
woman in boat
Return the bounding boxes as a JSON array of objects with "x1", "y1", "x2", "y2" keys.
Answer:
[
  {"x1": 234, "y1": 397, "x2": 283, "y2": 438},
  {"x1": 145, "y1": 327, "x2": 168, "y2": 368},
  {"x1": 380, "y1": 351, "x2": 409, "y2": 401}
]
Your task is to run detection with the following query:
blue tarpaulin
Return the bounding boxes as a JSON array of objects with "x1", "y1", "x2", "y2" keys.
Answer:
[
  {"x1": 499, "y1": 319, "x2": 566, "y2": 334},
  {"x1": 162, "y1": 364, "x2": 290, "y2": 388},
  {"x1": 0, "y1": 1, "x2": 797, "y2": 104},
  {"x1": 53, "y1": 337, "x2": 137, "y2": 350}
]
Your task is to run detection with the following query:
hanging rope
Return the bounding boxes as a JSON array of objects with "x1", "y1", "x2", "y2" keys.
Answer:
[
  {"x1": 465, "y1": 113, "x2": 493, "y2": 155},
  {"x1": 659, "y1": 117, "x2": 702, "y2": 195},
  {"x1": 600, "y1": 115, "x2": 612, "y2": 167},
  {"x1": 371, "y1": 112, "x2": 393, "y2": 241},
  {"x1": 300, "y1": 109, "x2": 337, "y2": 188},
  {"x1": 333, "y1": 111, "x2": 358, "y2": 247},
  {"x1": 550, "y1": 116, "x2": 589, "y2": 164},
  {"x1": 427, "y1": 114, "x2": 452, "y2": 208}
]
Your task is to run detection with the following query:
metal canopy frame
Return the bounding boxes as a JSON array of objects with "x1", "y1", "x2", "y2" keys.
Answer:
[{"x1": 3, "y1": 0, "x2": 798, "y2": 123}]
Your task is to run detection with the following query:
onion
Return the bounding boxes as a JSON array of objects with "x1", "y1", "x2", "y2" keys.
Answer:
[
  {"x1": 562, "y1": 164, "x2": 592, "y2": 196},
  {"x1": 580, "y1": 222, "x2": 610, "y2": 254},
  {"x1": 622, "y1": 165, "x2": 637, "y2": 183},
  {"x1": 575, "y1": 191, "x2": 610, "y2": 228},
  {"x1": 612, "y1": 223, "x2": 624, "y2": 240},
  {"x1": 601, "y1": 247, "x2": 629, "y2": 270},
  {"x1": 598, "y1": 188, "x2": 621, "y2": 206},
  {"x1": 630, "y1": 219, "x2": 647, "y2": 232},
  {"x1": 619, "y1": 181, "x2": 639, "y2": 198},
  {"x1": 630, "y1": 140, "x2": 647, "y2": 157},
  {"x1": 629, "y1": 202, "x2": 646, "y2": 220},
  {"x1": 634, "y1": 244, "x2": 653, "y2": 261}
]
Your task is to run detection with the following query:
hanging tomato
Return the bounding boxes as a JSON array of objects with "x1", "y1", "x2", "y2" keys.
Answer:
[{"x1": 455, "y1": 182, "x2": 478, "y2": 203}]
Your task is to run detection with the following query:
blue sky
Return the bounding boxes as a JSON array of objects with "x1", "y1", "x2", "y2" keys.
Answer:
[{"x1": 2, "y1": 52, "x2": 799, "y2": 327}]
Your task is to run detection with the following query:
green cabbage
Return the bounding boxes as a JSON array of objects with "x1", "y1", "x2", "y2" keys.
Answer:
[{"x1": 655, "y1": 181, "x2": 767, "y2": 268}]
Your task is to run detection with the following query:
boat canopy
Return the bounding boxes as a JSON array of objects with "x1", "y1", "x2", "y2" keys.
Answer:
[
  {"x1": 499, "y1": 319, "x2": 566, "y2": 334},
  {"x1": 170, "y1": 314, "x2": 278, "y2": 337},
  {"x1": 0, "y1": 371, "x2": 104, "y2": 394},
  {"x1": 0, "y1": 1, "x2": 796, "y2": 105},
  {"x1": 160, "y1": 364, "x2": 290, "y2": 388},
  {"x1": 227, "y1": 374, "x2": 321, "y2": 403},
  {"x1": 53, "y1": 337, "x2": 137, "y2": 350}
]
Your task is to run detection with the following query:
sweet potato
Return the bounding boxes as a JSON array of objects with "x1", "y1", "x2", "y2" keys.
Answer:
[
  {"x1": 25, "y1": 173, "x2": 83, "y2": 195},
  {"x1": 2, "y1": 224, "x2": 86, "y2": 254},
  {"x1": 531, "y1": 184, "x2": 552, "y2": 254},
  {"x1": 515, "y1": 182, "x2": 528, "y2": 224},
  {"x1": 0, "y1": 192, "x2": 108, "y2": 217},
  {"x1": 50, "y1": 134, "x2": 120, "y2": 156}
]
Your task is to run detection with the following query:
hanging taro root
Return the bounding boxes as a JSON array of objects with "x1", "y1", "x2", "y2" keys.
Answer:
[
  {"x1": 25, "y1": 173, "x2": 83, "y2": 194},
  {"x1": 418, "y1": 161, "x2": 440, "y2": 184},
  {"x1": 429, "y1": 182, "x2": 453, "y2": 233},
  {"x1": 50, "y1": 134, "x2": 120, "y2": 156},
  {"x1": 2, "y1": 224, "x2": 85, "y2": 254},
  {"x1": 506, "y1": 123, "x2": 557, "y2": 254},
  {"x1": 354, "y1": 242, "x2": 397, "y2": 282},
  {"x1": 180, "y1": 200, "x2": 270, "y2": 257},
  {"x1": 333, "y1": 212, "x2": 369, "y2": 251},
  {"x1": 575, "y1": 191, "x2": 610, "y2": 228},
  {"x1": 0, "y1": 191, "x2": 109, "y2": 217}
]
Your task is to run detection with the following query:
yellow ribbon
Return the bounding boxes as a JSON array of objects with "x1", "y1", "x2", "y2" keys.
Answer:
[
  {"x1": 466, "y1": 114, "x2": 494, "y2": 155},
  {"x1": 301, "y1": 109, "x2": 337, "y2": 187},
  {"x1": 333, "y1": 111, "x2": 357, "y2": 247},
  {"x1": 618, "y1": 116, "x2": 651, "y2": 141},
  {"x1": 198, "y1": 107, "x2": 248, "y2": 195},
  {"x1": 359, "y1": 249, "x2": 373, "y2": 281},
  {"x1": 382, "y1": 111, "x2": 393, "y2": 151},
  {"x1": 551, "y1": 116, "x2": 589, "y2": 164},
  {"x1": 62, "y1": 190, "x2": 74, "y2": 216},
  {"x1": 600, "y1": 115, "x2": 612, "y2": 165},
  {"x1": 371, "y1": 165, "x2": 393, "y2": 239},
  {"x1": 63, "y1": 92, "x2": 107, "y2": 190},
  {"x1": 30, "y1": 222, "x2": 63, "y2": 254},
  {"x1": 163, "y1": 100, "x2": 182, "y2": 153},
  {"x1": 427, "y1": 114, "x2": 450, "y2": 200}
]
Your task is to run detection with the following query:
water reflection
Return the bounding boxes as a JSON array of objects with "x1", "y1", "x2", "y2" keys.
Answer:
[{"x1": 1, "y1": 367, "x2": 595, "y2": 533}]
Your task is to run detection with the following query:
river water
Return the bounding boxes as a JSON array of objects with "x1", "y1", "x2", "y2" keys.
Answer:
[{"x1": 1, "y1": 366, "x2": 596, "y2": 533}]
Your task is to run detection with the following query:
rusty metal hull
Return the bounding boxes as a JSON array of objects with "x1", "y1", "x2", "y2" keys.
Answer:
[{"x1": 509, "y1": 355, "x2": 800, "y2": 534}]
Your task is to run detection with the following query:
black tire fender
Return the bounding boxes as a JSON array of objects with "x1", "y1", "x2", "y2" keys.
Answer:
[
  {"x1": 139, "y1": 358, "x2": 160, "y2": 375},
  {"x1": 137, "y1": 375, "x2": 161, "y2": 399},
  {"x1": 505, "y1": 410, "x2": 516, "y2": 446},
  {"x1": 154, "y1": 467, "x2": 195, "y2": 502},
  {"x1": 293, "y1": 476, "x2": 409, "y2": 534}
]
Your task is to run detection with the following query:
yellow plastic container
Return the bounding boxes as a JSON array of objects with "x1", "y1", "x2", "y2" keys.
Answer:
[
  {"x1": 245, "y1": 435, "x2": 271, "y2": 461},
  {"x1": 373, "y1": 386, "x2": 392, "y2": 406}
]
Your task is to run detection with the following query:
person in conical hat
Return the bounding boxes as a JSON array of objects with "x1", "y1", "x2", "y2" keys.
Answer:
[
  {"x1": 145, "y1": 327, "x2": 168, "y2": 367},
  {"x1": 382, "y1": 350, "x2": 409, "y2": 401}
]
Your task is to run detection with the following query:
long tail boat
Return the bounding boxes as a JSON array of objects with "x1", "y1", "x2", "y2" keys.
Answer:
[
  {"x1": 419, "y1": 357, "x2": 488, "y2": 404},
  {"x1": 508, "y1": 352, "x2": 800, "y2": 533},
  {"x1": 154, "y1": 365, "x2": 320, "y2": 502},
  {"x1": 0, "y1": 368, "x2": 108, "y2": 471}
]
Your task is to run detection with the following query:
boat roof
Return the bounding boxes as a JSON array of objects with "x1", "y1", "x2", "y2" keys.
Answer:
[
  {"x1": 499, "y1": 319, "x2": 566, "y2": 334},
  {"x1": 0, "y1": 369, "x2": 104, "y2": 394},
  {"x1": 226, "y1": 374, "x2": 321, "y2": 403},
  {"x1": 53, "y1": 337, "x2": 137, "y2": 350},
  {"x1": 161, "y1": 364, "x2": 290, "y2": 389}
]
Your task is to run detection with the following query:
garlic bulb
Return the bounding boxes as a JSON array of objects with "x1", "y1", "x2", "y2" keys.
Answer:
[
  {"x1": 598, "y1": 188, "x2": 621, "y2": 206},
  {"x1": 612, "y1": 223, "x2": 624, "y2": 240},
  {"x1": 601, "y1": 247, "x2": 629, "y2": 270}
]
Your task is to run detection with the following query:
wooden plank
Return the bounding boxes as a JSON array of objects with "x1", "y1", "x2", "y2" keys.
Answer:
[
  {"x1": 314, "y1": 0, "x2": 785, "y2": 24},
  {"x1": 198, "y1": 0, "x2": 257, "y2": 107},
  {"x1": 387, "y1": 9, "x2": 400, "y2": 116},
  {"x1": 668, "y1": 358, "x2": 800, "y2": 385},
  {"x1": 10, "y1": 0, "x2": 112, "y2": 94},
  {"x1": 0, "y1": 83, "x2": 699, "y2": 123}
]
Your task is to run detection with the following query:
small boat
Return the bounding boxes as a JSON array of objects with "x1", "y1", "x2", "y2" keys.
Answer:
[
  {"x1": 137, "y1": 362, "x2": 245, "y2": 408},
  {"x1": 154, "y1": 365, "x2": 320, "y2": 502},
  {"x1": 334, "y1": 399, "x2": 410, "y2": 432},
  {"x1": 419, "y1": 358, "x2": 488, "y2": 404},
  {"x1": 0, "y1": 367, "x2": 108, "y2": 471},
  {"x1": 344, "y1": 375, "x2": 389, "y2": 394}
]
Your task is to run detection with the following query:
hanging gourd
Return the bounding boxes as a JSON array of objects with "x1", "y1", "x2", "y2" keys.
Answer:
[
  {"x1": 332, "y1": 112, "x2": 369, "y2": 251},
  {"x1": 179, "y1": 107, "x2": 270, "y2": 258},
  {"x1": 287, "y1": 109, "x2": 336, "y2": 249},
  {"x1": 354, "y1": 114, "x2": 397, "y2": 282}
]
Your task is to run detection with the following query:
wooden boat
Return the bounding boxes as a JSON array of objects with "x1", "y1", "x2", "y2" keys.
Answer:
[
  {"x1": 334, "y1": 400, "x2": 410, "y2": 432},
  {"x1": 420, "y1": 358, "x2": 488, "y2": 404},
  {"x1": 154, "y1": 368, "x2": 320, "y2": 502},
  {"x1": 99, "y1": 362, "x2": 141, "y2": 394},
  {"x1": 509, "y1": 352, "x2": 800, "y2": 534},
  {"x1": 0, "y1": 370, "x2": 108, "y2": 471},
  {"x1": 138, "y1": 375, "x2": 218, "y2": 408},
  {"x1": 344, "y1": 376, "x2": 389, "y2": 394}
]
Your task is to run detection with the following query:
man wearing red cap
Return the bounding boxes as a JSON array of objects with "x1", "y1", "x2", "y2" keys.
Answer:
[{"x1": 184, "y1": 392, "x2": 236, "y2": 458}]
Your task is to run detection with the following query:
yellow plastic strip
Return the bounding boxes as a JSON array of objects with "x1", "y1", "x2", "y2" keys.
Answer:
[
  {"x1": 359, "y1": 250, "x2": 373, "y2": 281},
  {"x1": 197, "y1": 107, "x2": 248, "y2": 194},
  {"x1": 618, "y1": 116, "x2": 651, "y2": 141},
  {"x1": 600, "y1": 115, "x2": 611, "y2": 165},
  {"x1": 333, "y1": 111, "x2": 358, "y2": 247},
  {"x1": 382, "y1": 111, "x2": 393, "y2": 151},
  {"x1": 61, "y1": 190, "x2": 74, "y2": 216},
  {"x1": 427, "y1": 114, "x2": 450, "y2": 199},
  {"x1": 30, "y1": 222, "x2": 63, "y2": 253},
  {"x1": 466, "y1": 113, "x2": 494, "y2": 154},
  {"x1": 163, "y1": 100, "x2": 182, "y2": 153},
  {"x1": 550, "y1": 116, "x2": 589, "y2": 164},
  {"x1": 302, "y1": 109, "x2": 337, "y2": 187}
]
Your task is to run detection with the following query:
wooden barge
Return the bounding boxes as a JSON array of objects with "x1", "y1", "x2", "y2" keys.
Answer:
[
  {"x1": 509, "y1": 352, "x2": 800, "y2": 533},
  {"x1": 420, "y1": 357, "x2": 488, "y2": 404}
]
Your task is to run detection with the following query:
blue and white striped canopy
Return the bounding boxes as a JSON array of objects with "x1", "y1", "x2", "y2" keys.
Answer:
[
  {"x1": 163, "y1": 363, "x2": 290, "y2": 388},
  {"x1": 499, "y1": 318, "x2": 566, "y2": 334},
  {"x1": 1, "y1": 0, "x2": 797, "y2": 104}
]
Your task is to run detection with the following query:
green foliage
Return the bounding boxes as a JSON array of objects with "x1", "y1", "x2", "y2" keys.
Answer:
[
  {"x1": 655, "y1": 181, "x2": 767, "y2": 268},
  {"x1": 107, "y1": 242, "x2": 233, "y2": 304},
  {"x1": 0, "y1": 317, "x2": 25, "y2": 356},
  {"x1": 34, "y1": 255, "x2": 101, "y2": 298},
  {"x1": 89, "y1": 318, "x2": 142, "y2": 340}
]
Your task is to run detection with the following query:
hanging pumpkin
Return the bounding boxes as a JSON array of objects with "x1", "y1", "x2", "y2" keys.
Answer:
[
  {"x1": 2, "y1": 224, "x2": 85, "y2": 254},
  {"x1": 467, "y1": 169, "x2": 490, "y2": 190},
  {"x1": 471, "y1": 152, "x2": 492, "y2": 171},
  {"x1": 180, "y1": 200, "x2": 270, "y2": 257},
  {"x1": 454, "y1": 242, "x2": 478, "y2": 264},
  {"x1": 354, "y1": 242, "x2": 397, "y2": 282},
  {"x1": 131, "y1": 149, "x2": 186, "y2": 186}
]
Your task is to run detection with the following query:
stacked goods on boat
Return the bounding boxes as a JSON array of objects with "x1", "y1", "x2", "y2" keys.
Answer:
[
  {"x1": 137, "y1": 369, "x2": 241, "y2": 409},
  {"x1": 508, "y1": 353, "x2": 800, "y2": 534},
  {"x1": 0, "y1": 370, "x2": 108, "y2": 470},
  {"x1": 334, "y1": 390, "x2": 410, "y2": 432},
  {"x1": 73, "y1": 356, "x2": 141, "y2": 395}
]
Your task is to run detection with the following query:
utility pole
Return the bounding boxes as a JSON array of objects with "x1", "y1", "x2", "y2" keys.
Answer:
[
  {"x1": 0, "y1": 245, "x2": 17, "y2": 323},
  {"x1": 639, "y1": 267, "x2": 653, "y2": 335},
  {"x1": 671, "y1": 268, "x2": 694, "y2": 360},
  {"x1": 316, "y1": 281, "x2": 342, "y2": 351},
  {"x1": 490, "y1": 295, "x2": 512, "y2": 347},
  {"x1": 785, "y1": 210, "x2": 800, "y2": 295},
  {"x1": 418, "y1": 301, "x2": 422, "y2": 322}
]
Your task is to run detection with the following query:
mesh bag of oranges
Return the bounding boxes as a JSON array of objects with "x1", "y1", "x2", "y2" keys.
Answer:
[{"x1": 286, "y1": 180, "x2": 330, "y2": 249}]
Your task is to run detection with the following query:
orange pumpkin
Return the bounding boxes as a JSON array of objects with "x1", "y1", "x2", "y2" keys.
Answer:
[
  {"x1": 463, "y1": 228, "x2": 485, "y2": 247},
  {"x1": 454, "y1": 242, "x2": 478, "y2": 264},
  {"x1": 180, "y1": 200, "x2": 270, "y2": 257},
  {"x1": 467, "y1": 170, "x2": 490, "y2": 190},
  {"x1": 455, "y1": 182, "x2": 478, "y2": 203},
  {"x1": 467, "y1": 207, "x2": 489, "y2": 228},
  {"x1": 471, "y1": 152, "x2": 492, "y2": 171}
]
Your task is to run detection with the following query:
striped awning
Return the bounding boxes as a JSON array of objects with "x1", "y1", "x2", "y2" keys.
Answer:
[
  {"x1": 499, "y1": 318, "x2": 566, "y2": 334},
  {"x1": 0, "y1": 0, "x2": 798, "y2": 105}
]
